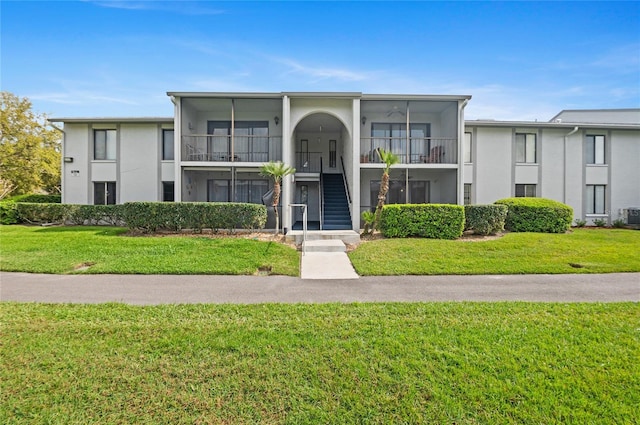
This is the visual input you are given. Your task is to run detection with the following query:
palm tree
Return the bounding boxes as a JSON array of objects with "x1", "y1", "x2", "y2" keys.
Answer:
[
  {"x1": 260, "y1": 161, "x2": 295, "y2": 235},
  {"x1": 374, "y1": 149, "x2": 400, "y2": 230}
]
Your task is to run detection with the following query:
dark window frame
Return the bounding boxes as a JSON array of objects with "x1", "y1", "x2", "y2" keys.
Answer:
[
  {"x1": 515, "y1": 184, "x2": 536, "y2": 197},
  {"x1": 93, "y1": 129, "x2": 117, "y2": 160},
  {"x1": 162, "y1": 129, "x2": 175, "y2": 161}
]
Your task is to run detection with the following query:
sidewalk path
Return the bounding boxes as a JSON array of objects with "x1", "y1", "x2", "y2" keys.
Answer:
[{"x1": 1, "y1": 272, "x2": 638, "y2": 304}]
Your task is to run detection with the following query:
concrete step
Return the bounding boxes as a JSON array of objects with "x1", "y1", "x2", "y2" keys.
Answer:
[
  {"x1": 303, "y1": 239, "x2": 346, "y2": 253},
  {"x1": 286, "y1": 230, "x2": 361, "y2": 245}
]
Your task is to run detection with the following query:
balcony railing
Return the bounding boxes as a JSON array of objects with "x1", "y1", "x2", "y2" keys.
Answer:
[
  {"x1": 360, "y1": 137, "x2": 458, "y2": 164},
  {"x1": 182, "y1": 135, "x2": 282, "y2": 163},
  {"x1": 295, "y1": 152, "x2": 322, "y2": 173}
]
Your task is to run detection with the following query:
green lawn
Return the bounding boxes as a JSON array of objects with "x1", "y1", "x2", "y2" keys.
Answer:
[
  {"x1": 0, "y1": 226, "x2": 299, "y2": 276},
  {"x1": 2, "y1": 226, "x2": 639, "y2": 276},
  {"x1": 349, "y1": 229, "x2": 640, "y2": 275},
  {"x1": 1, "y1": 302, "x2": 638, "y2": 424}
]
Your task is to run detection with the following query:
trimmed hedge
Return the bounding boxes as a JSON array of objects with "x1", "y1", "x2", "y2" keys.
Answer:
[
  {"x1": 380, "y1": 204, "x2": 465, "y2": 239},
  {"x1": 3, "y1": 202, "x2": 267, "y2": 232},
  {"x1": 0, "y1": 201, "x2": 18, "y2": 225},
  {"x1": 495, "y1": 198, "x2": 573, "y2": 233},
  {"x1": 121, "y1": 202, "x2": 267, "y2": 233},
  {"x1": 15, "y1": 203, "x2": 72, "y2": 224},
  {"x1": 464, "y1": 204, "x2": 507, "y2": 235},
  {"x1": 67, "y1": 205, "x2": 124, "y2": 226},
  {"x1": 10, "y1": 194, "x2": 61, "y2": 203}
]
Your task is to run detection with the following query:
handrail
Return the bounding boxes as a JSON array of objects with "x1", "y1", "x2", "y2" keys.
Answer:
[
  {"x1": 319, "y1": 157, "x2": 324, "y2": 231},
  {"x1": 289, "y1": 204, "x2": 307, "y2": 255},
  {"x1": 339, "y1": 156, "x2": 352, "y2": 205}
]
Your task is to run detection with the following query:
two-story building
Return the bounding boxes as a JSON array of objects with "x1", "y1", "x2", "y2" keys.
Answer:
[{"x1": 51, "y1": 92, "x2": 640, "y2": 233}]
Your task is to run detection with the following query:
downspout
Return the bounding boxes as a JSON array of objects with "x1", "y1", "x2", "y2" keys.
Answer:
[
  {"x1": 563, "y1": 126, "x2": 579, "y2": 204},
  {"x1": 458, "y1": 99, "x2": 470, "y2": 205}
]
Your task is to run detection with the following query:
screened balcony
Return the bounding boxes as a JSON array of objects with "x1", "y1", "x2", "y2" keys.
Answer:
[
  {"x1": 360, "y1": 137, "x2": 458, "y2": 164},
  {"x1": 182, "y1": 134, "x2": 282, "y2": 163}
]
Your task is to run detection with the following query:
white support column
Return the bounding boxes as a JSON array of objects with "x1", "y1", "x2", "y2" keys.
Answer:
[
  {"x1": 352, "y1": 98, "x2": 361, "y2": 230},
  {"x1": 457, "y1": 99, "x2": 469, "y2": 205},
  {"x1": 173, "y1": 96, "x2": 182, "y2": 202},
  {"x1": 281, "y1": 95, "x2": 292, "y2": 233}
]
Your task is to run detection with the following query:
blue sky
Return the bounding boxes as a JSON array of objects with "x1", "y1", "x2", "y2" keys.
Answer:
[{"x1": 2, "y1": 1, "x2": 639, "y2": 120}]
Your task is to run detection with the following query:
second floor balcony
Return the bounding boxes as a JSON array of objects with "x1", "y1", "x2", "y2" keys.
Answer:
[
  {"x1": 360, "y1": 137, "x2": 458, "y2": 165},
  {"x1": 182, "y1": 134, "x2": 282, "y2": 163}
]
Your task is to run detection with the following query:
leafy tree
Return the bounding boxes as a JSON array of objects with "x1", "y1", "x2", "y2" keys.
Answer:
[
  {"x1": 259, "y1": 161, "x2": 295, "y2": 235},
  {"x1": 0, "y1": 92, "x2": 61, "y2": 196},
  {"x1": 374, "y1": 149, "x2": 400, "y2": 230}
]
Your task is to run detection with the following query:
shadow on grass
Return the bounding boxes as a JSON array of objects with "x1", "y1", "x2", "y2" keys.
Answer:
[{"x1": 34, "y1": 226, "x2": 127, "y2": 237}]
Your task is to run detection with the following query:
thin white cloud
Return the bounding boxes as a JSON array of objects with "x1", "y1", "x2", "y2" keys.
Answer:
[
  {"x1": 85, "y1": 1, "x2": 225, "y2": 16},
  {"x1": 30, "y1": 91, "x2": 139, "y2": 106},
  {"x1": 590, "y1": 43, "x2": 640, "y2": 73},
  {"x1": 272, "y1": 57, "x2": 370, "y2": 83}
]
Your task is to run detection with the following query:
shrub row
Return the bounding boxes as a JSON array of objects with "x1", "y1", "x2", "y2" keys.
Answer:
[
  {"x1": 1, "y1": 202, "x2": 267, "y2": 232},
  {"x1": 0, "y1": 201, "x2": 19, "y2": 225},
  {"x1": 495, "y1": 197, "x2": 573, "y2": 233},
  {"x1": 464, "y1": 204, "x2": 507, "y2": 235},
  {"x1": 9, "y1": 194, "x2": 62, "y2": 203},
  {"x1": 380, "y1": 204, "x2": 465, "y2": 239},
  {"x1": 121, "y1": 202, "x2": 267, "y2": 232},
  {"x1": 3, "y1": 203, "x2": 124, "y2": 225},
  {"x1": 379, "y1": 198, "x2": 572, "y2": 239}
]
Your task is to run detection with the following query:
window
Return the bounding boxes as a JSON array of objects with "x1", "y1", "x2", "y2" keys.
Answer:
[
  {"x1": 329, "y1": 140, "x2": 337, "y2": 168},
  {"x1": 371, "y1": 123, "x2": 430, "y2": 163},
  {"x1": 94, "y1": 129, "x2": 116, "y2": 160},
  {"x1": 586, "y1": 185, "x2": 606, "y2": 214},
  {"x1": 162, "y1": 129, "x2": 174, "y2": 160},
  {"x1": 515, "y1": 184, "x2": 536, "y2": 197},
  {"x1": 207, "y1": 179, "x2": 268, "y2": 203},
  {"x1": 586, "y1": 135, "x2": 605, "y2": 164},
  {"x1": 369, "y1": 180, "x2": 429, "y2": 209},
  {"x1": 94, "y1": 182, "x2": 116, "y2": 205},
  {"x1": 464, "y1": 184, "x2": 472, "y2": 205},
  {"x1": 463, "y1": 132, "x2": 472, "y2": 163},
  {"x1": 162, "y1": 182, "x2": 174, "y2": 202},
  {"x1": 208, "y1": 121, "x2": 269, "y2": 162},
  {"x1": 515, "y1": 133, "x2": 536, "y2": 163}
]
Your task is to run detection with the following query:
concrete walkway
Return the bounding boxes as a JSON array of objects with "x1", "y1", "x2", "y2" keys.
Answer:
[
  {"x1": 1, "y1": 272, "x2": 638, "y2": 305},
  {"x1": 300, "y1": 240, "x2": 359, "y2": 279}
]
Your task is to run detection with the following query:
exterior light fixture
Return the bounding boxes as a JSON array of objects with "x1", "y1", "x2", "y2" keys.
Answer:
[
  {"x1": 361, "y1": 116, "x2": 367, "y2": 125},
  {"x1": 274, "y1": 116, "x2": 280, "y2": 125},
  {"x1": 63, "y1": 157, "x2": 74, "y2": 163}
]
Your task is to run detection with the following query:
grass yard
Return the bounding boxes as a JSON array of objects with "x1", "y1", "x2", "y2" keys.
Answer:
[
  {"x1": 1, "y1": 226, "x2": 639, "y2": 276},
  {"x1": 349, "y1": 228, "x2": 640, "y2": 275},
  {"x1": 1, "y1": 302, "x2": 638, "y2": 424},
  {"x1": 0, "y1": 226, "x2": 299, "y2": 276}
]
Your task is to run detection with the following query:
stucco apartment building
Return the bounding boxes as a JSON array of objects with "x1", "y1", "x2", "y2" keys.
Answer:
[{"x1": 51, "y1": 92, "x2": 640, "y2": 231}]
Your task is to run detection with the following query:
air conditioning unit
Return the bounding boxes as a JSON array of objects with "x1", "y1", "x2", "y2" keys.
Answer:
[{"x1": 626, "y1": 208, "x2": 640, "y2": 225}]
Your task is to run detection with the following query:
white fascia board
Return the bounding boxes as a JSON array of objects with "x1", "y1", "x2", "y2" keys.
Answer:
[
  {"x1": 362, "y1": 94, "x2": 472, "y2": 101},
  {"x1": 283, "y1": 92, "x2": 362, "y2": 98},
  {"x1": 166, "y1": 92, "x2": 282, "y2": 99},
  {"x1": 465, "y1": 120, "x2": 640, "y2": 130},
  {"x1": 48, "y1": 117, "x2": 173, "y2": 123}
]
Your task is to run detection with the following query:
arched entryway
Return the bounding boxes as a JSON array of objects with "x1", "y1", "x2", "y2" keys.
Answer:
[{"x1": 290, "y1": 112, "x2": 353, "y2": 230}]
